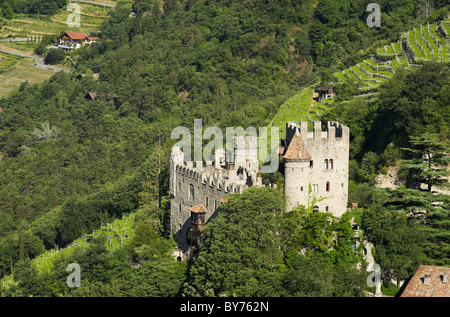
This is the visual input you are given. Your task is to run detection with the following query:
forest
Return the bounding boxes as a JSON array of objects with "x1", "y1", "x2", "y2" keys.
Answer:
[
  {"x1": 0, "y1": 0, "x2": 449, "y2": 297},
  {"x1": 0, "y1": 0, "x2": 67, "y2": 18}
]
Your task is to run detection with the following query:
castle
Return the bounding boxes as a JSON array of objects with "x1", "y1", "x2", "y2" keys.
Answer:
[{"x1": 170, "y1": 121, "x2": 349, "y2": 254}]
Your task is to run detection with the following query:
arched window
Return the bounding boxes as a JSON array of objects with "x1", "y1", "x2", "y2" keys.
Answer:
[
  {"x1": 329, "y1": 159, "x2": 334, "y2": 169},
  {"x1": 324, "y1": 159, "x2": 328, "y2": 169},
  {"x1": 326, "y1": 182, "x2": 330, "y2": 192},
  {"x1": 313, "y1": 205, "x2": 319, "y2": 213}
]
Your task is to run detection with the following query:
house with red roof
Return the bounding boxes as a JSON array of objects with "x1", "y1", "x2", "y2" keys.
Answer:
[
  {"x1": 58, "y1": 32, "x2": 99, "y2": 51},
  {"x1": 400, "y1": 265, "x2": 450, "y2": 297}
]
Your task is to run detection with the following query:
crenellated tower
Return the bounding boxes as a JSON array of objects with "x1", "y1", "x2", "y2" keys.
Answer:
[{"x1": 282, "y1": 121, "x2": 350, "y2": 217}]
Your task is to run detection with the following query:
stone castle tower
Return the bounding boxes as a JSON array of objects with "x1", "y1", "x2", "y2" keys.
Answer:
[
  {"x1": 282, "y1": 121, "x2": 349, "y2": 217},
  {"x1": 169, "y1": 121, "x2": 350, "y2": 254}
]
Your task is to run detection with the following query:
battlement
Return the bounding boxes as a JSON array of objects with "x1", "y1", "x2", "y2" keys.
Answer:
[
  {"x1": 285, "y1": 121, "x2": 349, "y2": 147},
  {"x1": 170, "y1": 145, "x2": 261, "y2": 197}
]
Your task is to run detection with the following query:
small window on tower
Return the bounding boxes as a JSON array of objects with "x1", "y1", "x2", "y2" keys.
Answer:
[
  {"x1": 326, "y1": 182, "x2": 330, "y2": 192},
  {"x1": 310, "y1": 160, "x2": 313, "y2": 168},
  {"x1": 189, "y1": 184, "x2": 194, "y2": 201},
  {"x1": 324, "y1": 159, "x2": 328, "y2": 169},
  {"x1": 312, "y1": 184, "x2": 318, "y2": 193},
  {"x1": 329, "y1": 159, "x2": 333, "y2": 169}
]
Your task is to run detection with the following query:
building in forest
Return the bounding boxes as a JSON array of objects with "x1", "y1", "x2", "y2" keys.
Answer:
[
  {"x1": 58, "y1": 32, "x2": 98, "y2": 51},
  {"x1": 169, "y1": 120, "x2": 350, "y2": 256}
]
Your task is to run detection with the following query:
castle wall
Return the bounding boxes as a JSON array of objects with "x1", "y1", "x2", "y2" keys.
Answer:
[{"x1": 170, "y1": 141, "x2": 260, "y2": 250}]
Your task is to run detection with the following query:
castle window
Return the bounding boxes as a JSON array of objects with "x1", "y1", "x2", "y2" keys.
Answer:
[
  {"x1": 325, "y1": 206, "x2": 329, "y2": 212},
  {"x1": 324, "y1": 159, "x2": 328, "y2": 169},
  {"x1": 189, "y1": 184, "x2": 194, "y2": 201},
  {"x1": 301, "y1": 186, "x2": 303, "y2": 191},
  {"x1": 312, "y1": 184, "x2": 318, "y2": 193},
  {"x1": 205, "y1": 196, "x2": 209, "y2": 208},
  {"x1": 179, "y1": 203, "x2": 182, "y2": 214},
  {"x1": 313, "y1": 205, "x2": 319, "y2": 213},
  {"x1": 329, "y1": 159, "x2": 334, "y2": 169},
  {"x1": 310, "y1": 160, "x2": 313, "y2": 168},
  {"x1": 326, "y1": 182, "x2": 330, "y2": 192}
]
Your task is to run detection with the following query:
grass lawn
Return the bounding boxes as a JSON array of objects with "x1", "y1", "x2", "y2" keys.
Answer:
[{"x1": 0, "y1": 59, "x2": 54, "y2": 97}]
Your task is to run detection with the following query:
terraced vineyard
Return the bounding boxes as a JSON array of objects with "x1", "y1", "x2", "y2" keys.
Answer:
[
  {"x1": 333, "y1": 18, "x2": 450, "y2": 89},
  {"x1": 0, "y1": 51, "x2": 22, "y2": 74},
  {"x1": 0, "y1": 2, "x2": 110, "y2": 38},
  {"x1": 1, "y1": 212, "x2": 137, "y2": 286},
  {"x1": 268, "y1": 18, "x2": 450, "y2": 143},
  {"x1": 402, "y1": 19, "x2": 450, "y2": 63},
  {"x1": 268, "y1": 86, "x2": 315, "y2": 137}
]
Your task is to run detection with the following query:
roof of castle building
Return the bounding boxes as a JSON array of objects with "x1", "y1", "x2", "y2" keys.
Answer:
[
  {"x1": 283, "y1": 131, "x2": 311, "y2": 161},
  {"x1": 189, "y1": 205, "x2": 207, "y2": 213},
  {"x1": 400, "y1": 265, "x2": 450, "y2": 297}
]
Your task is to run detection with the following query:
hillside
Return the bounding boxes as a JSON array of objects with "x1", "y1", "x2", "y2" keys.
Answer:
[
  {"x1": 267, "y1": 16, "x2": 450, "y2": 139},
  {"x1": 0, "y1": 0, "x2": 449, "y2": 298}
]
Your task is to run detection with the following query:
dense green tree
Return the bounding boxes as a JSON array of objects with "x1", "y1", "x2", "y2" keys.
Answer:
[
  {"x1": 400, "y1": 133, "x2": 449, "y2": 192},
  {"x1": 362, "y1": 207, "x2": 426, "y2": 287},
  {"x1": 185, "y1": 187, "x2": 287, "y2": 296}
]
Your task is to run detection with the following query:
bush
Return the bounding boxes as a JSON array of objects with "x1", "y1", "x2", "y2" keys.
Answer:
[
  {"x1": 381, "y1": 282, "x2": 401, "y2": 296},
  {"x1": 44, "y1": 48, "x2": 66, "y2": 64}
]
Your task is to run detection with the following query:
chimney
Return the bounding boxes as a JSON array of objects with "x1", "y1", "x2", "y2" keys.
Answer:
[
  {"x1": 424, "y1": 274, "x2": 431, "y2": 286},
  {"x1": 443, "y1": 272, "x2": 448, "y2": 284}
]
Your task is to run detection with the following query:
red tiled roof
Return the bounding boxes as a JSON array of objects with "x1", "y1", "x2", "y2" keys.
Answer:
[
  {"x1": 189, "y1": 205, "x2": 207, "y2": 213},
  {"x1": 62, "y1": 32, "x2": 89, "y2": 40},
  {"x1": 283, "y1": 131, "x2": 311, "y2": 161},
  {"x1": 87, "y1": 37, "x2": 99, "y2": 41},
  {"x1": 401, "y1": 265, "x2": 450, "y2": 297}
]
